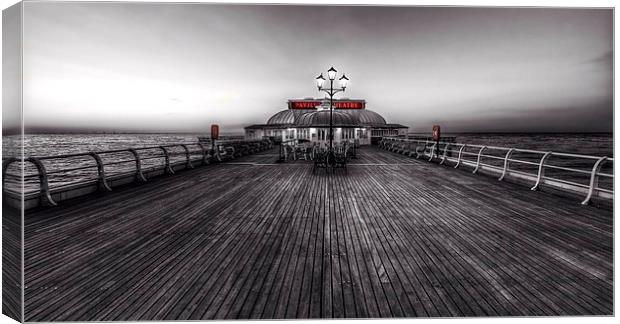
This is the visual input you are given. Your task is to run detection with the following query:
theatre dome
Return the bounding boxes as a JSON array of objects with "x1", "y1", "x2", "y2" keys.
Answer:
[
  {"x1": 297, "y1": 110, "x2": 359, "y2": 127},
  {"x1": 354, "y1": 110, "x2": 387, "y2": 126},
  {"x1": 267, "y1": 109, "x2": 315, "y2": 125},
  {"x1": 244, "y1": 98, "x2": 409, "y2": 145}
]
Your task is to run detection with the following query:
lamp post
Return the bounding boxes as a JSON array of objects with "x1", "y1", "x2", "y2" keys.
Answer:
[{"x1": 315, "y1": 67, "x2": 349, "y2": 165}]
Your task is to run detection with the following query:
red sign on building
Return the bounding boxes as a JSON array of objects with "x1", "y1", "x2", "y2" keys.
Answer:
[
  {"x1": 335, "y1": 101, "x2": 364, "y2": 109},
  {"x1": 289, "y1": 100, "x2": 365, "y2": 110},
  {"x1": 290, "y1": 101, "x2": 321, "y2": 109}
]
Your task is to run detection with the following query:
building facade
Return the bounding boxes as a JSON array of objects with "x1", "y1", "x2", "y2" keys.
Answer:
[{"x1": 244, "y1": 99, "x2": 408, "y2": 145}]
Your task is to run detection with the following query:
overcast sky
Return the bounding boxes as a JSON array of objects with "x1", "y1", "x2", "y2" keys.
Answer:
[{"x1": 20, "y1": 3, "x2": 612, "y2": 133}]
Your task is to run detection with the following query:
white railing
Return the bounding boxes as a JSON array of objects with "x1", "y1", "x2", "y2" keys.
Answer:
[
  {"x1": 2, "y1": 139, "x2": 273, "y2": 208},
  {"x1": 379, "y1": 137, "x2": 613, "y2": 205}
]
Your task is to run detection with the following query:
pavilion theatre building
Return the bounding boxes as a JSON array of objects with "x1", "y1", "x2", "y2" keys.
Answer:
[{"x1": 244, "y1": 99, "x2": 408, "y2": 145}]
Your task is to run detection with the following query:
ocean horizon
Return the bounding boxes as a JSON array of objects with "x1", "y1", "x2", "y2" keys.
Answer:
[
  {"x1": 2, "y1": 132, "x2": 612, "y2": 194},
  {"x1": 2, "y1": 132, "x2": 613, "y2": 157}
]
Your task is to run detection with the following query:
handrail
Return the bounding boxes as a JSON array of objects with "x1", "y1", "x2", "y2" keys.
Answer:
[
  {"x1": 440, "y1": 143, "x2": 450, "y2": 165},
  {"x1": 499, "y1": 148, "x2": 515, "y2": 181},
  {"x1": 129, "y1": 149, "x2": 147, "y2": 182},
  {"x1": 180, "y1": 144, "x2": 194, "y2": 169},
  {"x1": 196, "y1": 142, "x2": 210, "y2": 165},
  {"x1": 472, "y1": 146, "x2": 486, "y2": 174},
  {"x1": 455, "y1": 144, "x2": 466, "y2": 169},
  {"x1": 159, "y1": 146, "x2": 175, "y2": 175},
  {"x1": 2, "y1": 157, "x2": 19, "y2": 190},
  {"x1": 582, "y1": 156, "x2": 608, "y2": 205},
  {"x1": 428, "y1": 143, "x2": 437, "y2": 162},
  {"x1": 2, "y1": 139, "x2": 273, "y2": 207},
  {"x1": 89, "y1": 152, "x2": 113, "y2": 192},
  {"x1": 531, "y1": 152, "x2": 552, "y2": 191},
  {"x1": 380, "y1": 137, "x2": 613, "y2": 205},
  {"x1": 27, "y1": 157, "x2": 56, "y2": 206}
]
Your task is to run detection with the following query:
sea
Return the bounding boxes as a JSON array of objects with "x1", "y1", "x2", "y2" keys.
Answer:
[{"x1": 2, "y1": 133, "x2": 613, "y2": 193}]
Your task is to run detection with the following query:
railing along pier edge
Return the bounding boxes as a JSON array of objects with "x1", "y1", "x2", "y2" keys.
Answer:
[
  {"x1": 379, "y1": 137, "x2": 613, "y2": 206},
  {"x1": 2, "y1": 139, "x2": 273, "y2": 209}
]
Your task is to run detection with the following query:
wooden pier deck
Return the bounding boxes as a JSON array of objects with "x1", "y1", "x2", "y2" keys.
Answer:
[{"x1": 22, "y1": 147, "x2": 613, "y2": 321}]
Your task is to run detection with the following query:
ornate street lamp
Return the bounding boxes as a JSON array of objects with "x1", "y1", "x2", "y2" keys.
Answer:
[{"x1": 315, "y1": 67, "x2": 349, "y2": 165}]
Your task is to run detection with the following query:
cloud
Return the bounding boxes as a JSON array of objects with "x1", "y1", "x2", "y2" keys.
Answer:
[{"x1": 20, "y1": 3, "x2": 613, "y2": 134}]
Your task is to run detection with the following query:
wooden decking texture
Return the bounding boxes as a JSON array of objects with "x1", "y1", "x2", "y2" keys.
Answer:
[
  {"x1": 2, "y1": 205, "x2": 23, "y2": 322},
  {"x1": 23, "y1": 147, "x2": 613, "y2": 321}
]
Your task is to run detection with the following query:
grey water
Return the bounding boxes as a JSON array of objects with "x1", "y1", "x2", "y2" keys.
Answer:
[
  {"x1": 2, "y1": 133, "x2": 613, "y2": 193},
  {"x1": 442, "y1": 133, "x2": 613, "y2": 157}
]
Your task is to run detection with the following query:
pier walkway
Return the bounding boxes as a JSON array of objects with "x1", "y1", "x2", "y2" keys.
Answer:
[{"x1": 22, "y1": 147, "x2": 612, "y2": 320}]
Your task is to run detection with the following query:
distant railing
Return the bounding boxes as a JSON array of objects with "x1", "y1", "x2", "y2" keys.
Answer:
[
  {"x1": 197, "y1": 135, "x2": 246, "y2": 142},
  {"x1": 2, "y1": 139, "x2": 273, "y2": 208},
  {"x1": 277, "y1": 139, "x2": 359, "y2": 163},
  {"x1": 407, "y1": 134, "x2": 457, "y2": 143},
  {"x1": 277, "y1": 139, "x2": 303, "y2": 162},
  {"x1": 379, "y1": 137, "x2": 613, "y2": 205}
]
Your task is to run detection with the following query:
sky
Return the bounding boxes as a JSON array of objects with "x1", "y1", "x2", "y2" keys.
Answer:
[{"x1": 17, "y1": 3, "x2": 613, "y2": 133}]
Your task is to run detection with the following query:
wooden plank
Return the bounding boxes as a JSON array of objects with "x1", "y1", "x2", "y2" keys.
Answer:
[{"x1": 22, "y1": 146, "x2": 613, "y2": 321}]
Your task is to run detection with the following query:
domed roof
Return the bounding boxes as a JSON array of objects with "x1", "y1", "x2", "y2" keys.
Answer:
[
  {"x1": 265, "y1": 106, "x2": 388, "y2": 127},
  {"x1": 267, "y1": 109, "x2": 315, "y2": 125},
  {"x1": 297, "y1": 110, "x2": 359, "y2": 127},
  {"x1": 353, "y1": 109, "x2": 387, "y2": 126}
]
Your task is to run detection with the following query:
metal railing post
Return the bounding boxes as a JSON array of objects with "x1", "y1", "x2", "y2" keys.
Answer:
[
  {"x1": 472, "y1": 146, "x2": 486, "y2": 174},
  {"x1": 415, "y1": 141, "x2": 423, "y2": 159},
  {"x1": 27, "y1": 157, "x2": 57, "y2": 206},
  {"x1": 440, "y1": 143, "x2": 450, "y2": 165},
  {"x1": 215, "y1": 144, "x2": 223, "y2": 162},
  {"x1": 428, "y1": 142, "x2": 436, "y2": 162},
  {"x1": 198, "y1": 142, "x2": 209, "y2": 165},
  {"x1": 531, "y1": 152, "x2": 552, "y2": 191},
  {"x1": 89, "y1": 152, "x2": 112, "y2": 191},
  {"x1": 212, "y1": 140, "x2": 222, "y2": 162},
  {"x1": 159, "y1": 146, "x2": 175, "y2": 174},
  {"x1": 180, "y1": 144, "x2": 194, "y2": 169},
  {"x1": 455, "y1": 144, "x2": 466, "y2": 168},
  {"x1": 499, "y1": 148, "x2": 515, "y2": 181},
  {"x1": 408, "y1": 141, "x2": 416, "y2": 157},
  {"x1": 129, "y1": 149, "x2": 147, "y2": 182},
  {"x1": 2, "y1": 157, "x2": 18, "y2": 190},
  {"x1": 582, "y1": 156, "x2": 607, "y2": 205}
]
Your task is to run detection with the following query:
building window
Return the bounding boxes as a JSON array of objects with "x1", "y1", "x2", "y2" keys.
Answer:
[
  {"x1": 319, "y1": 129, "x2": 326, "y2": 141},
  {"x1": 342, "y1": 128, "x2": 353, "y2": 140}
]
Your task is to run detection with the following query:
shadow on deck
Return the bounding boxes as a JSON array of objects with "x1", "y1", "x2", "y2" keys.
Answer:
[{"x1": 23, "y1": 147, "x2": 613, "y2": 320}]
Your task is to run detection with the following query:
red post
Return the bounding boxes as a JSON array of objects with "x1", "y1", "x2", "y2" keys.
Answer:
[
  {"x1": 211, "y1": 124, "x2": 220, "y2": 157},
  {"x1": 211, "y1": 124, "x2": 219, "y2": 140},
  {"x1": 432, "y1": 125, "x2": 441, "y2": 158},
  {"x1": 432, "y1": 125, "x2": 441, "y2": 141}
]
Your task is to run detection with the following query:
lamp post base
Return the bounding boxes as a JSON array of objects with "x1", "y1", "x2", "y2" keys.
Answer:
[{"x1": 327, "y1": 149, "x2": 336, "y2": 166}]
